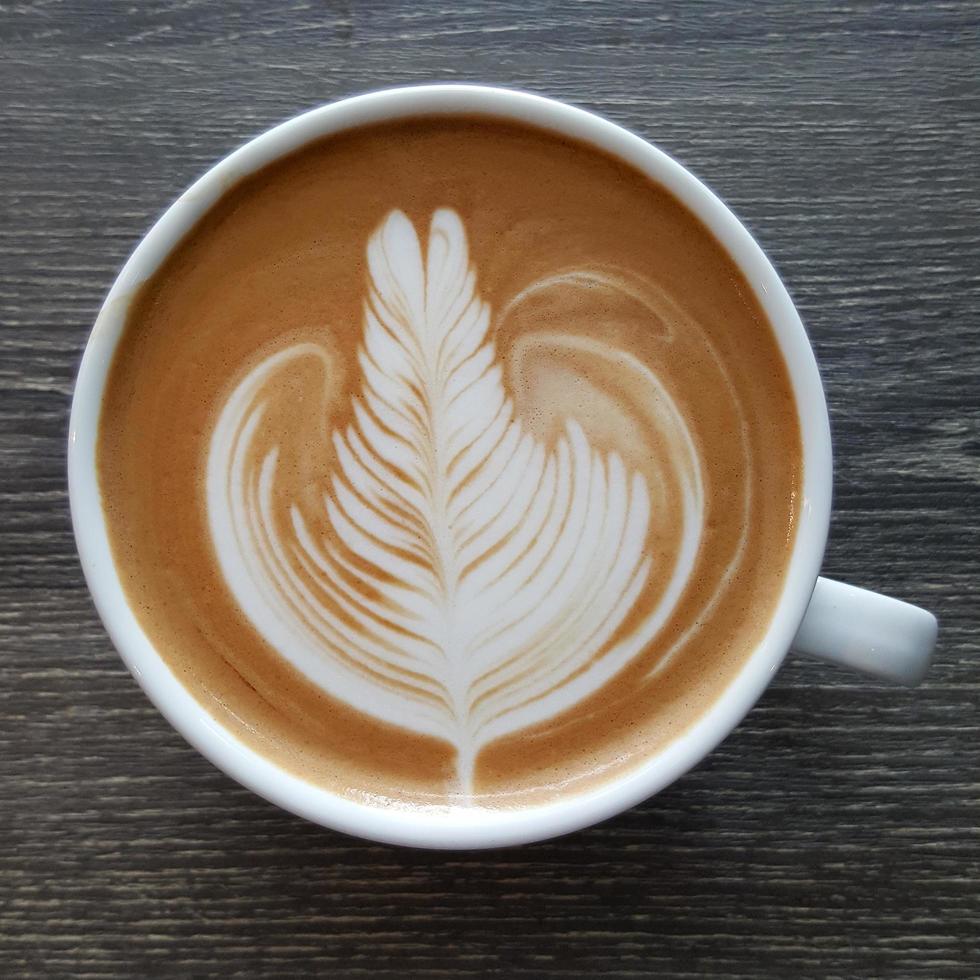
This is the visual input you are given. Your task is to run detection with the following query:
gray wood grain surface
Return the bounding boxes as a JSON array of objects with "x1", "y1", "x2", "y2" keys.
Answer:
[{"x1": 2, "y1": 1, "x2": 978, "y2": 977}]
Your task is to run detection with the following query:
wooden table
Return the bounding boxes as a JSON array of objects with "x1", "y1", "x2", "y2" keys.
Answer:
[{"x1": 2, "y1": 2, "x2": 977, "y2": 976}]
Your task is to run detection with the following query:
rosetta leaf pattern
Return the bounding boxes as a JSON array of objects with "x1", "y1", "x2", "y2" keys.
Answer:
[{"x1": 208, "y1": 209, "x2": 661, "y2": 792}]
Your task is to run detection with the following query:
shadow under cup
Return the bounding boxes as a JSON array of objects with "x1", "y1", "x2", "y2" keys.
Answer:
[{"x1": 69, "y1": 85, "x2": 833, "y2": 848}]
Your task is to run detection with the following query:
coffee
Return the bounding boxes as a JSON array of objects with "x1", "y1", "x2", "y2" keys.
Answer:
[{"x1": 98, "y1": 116, "x2": 802, "y2": 808}]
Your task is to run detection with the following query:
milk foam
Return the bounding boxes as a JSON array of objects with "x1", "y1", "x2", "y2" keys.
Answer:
[{"x1": 206, "y1": 209, "x2": 706, "y2": 791}]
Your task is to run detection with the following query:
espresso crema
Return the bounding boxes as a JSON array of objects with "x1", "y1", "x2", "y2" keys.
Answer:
[{"x1": 98, "y1": 117, "x2": 802, "y2": 807}]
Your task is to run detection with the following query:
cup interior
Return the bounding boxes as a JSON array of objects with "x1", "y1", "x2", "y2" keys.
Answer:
[{"x1": 68, "y1": 84, "x2": 832, "y2": 848}]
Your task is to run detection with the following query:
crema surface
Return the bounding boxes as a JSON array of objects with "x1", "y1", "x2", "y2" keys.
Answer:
[{"x1": 98, "y1": 117, "x2": 802, "y2": 808}]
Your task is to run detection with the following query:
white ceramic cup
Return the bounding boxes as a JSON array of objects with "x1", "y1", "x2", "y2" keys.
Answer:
[{"x1": 68, "y1": 84, "x2": 938, "y2": 849}]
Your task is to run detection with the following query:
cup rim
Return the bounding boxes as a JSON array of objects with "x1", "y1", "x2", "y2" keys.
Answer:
[{"x1": 68, "y1": 83, "x2": 832, "y2": 848}]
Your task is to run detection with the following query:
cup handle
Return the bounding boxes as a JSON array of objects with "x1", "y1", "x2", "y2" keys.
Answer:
[{"x1": 790, "y1": 577, "x2": 937, "y2": 686}]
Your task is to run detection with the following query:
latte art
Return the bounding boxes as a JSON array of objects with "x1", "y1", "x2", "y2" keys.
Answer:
[
  {"x1": 98, "y1": 116, "x2": 801, "y2": 806},
  {"x1": 207, "y1": 209, "x2": 704, "y2": 789}
]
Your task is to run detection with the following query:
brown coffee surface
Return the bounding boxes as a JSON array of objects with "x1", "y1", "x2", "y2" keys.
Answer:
[{"x1": 97, "y1": 116, "x2": 802, "y2": 807}]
